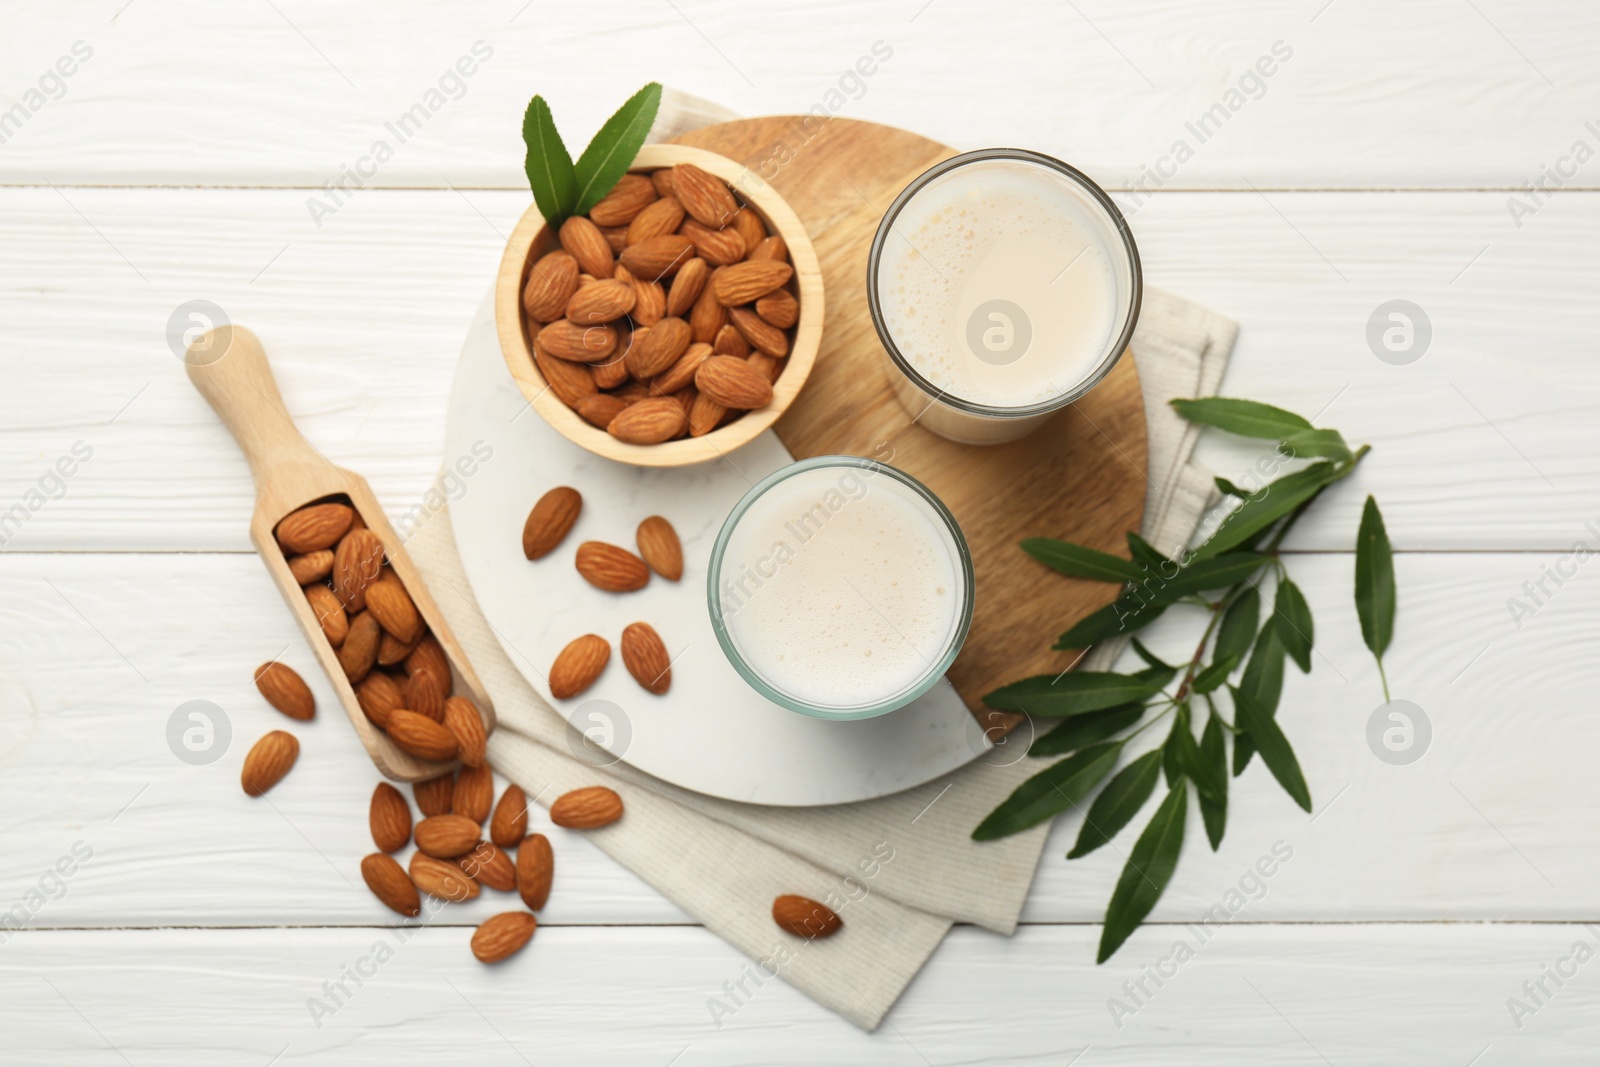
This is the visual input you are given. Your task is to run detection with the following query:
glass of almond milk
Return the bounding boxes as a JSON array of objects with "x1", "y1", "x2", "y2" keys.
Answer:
[
  {"x1": 707, "y1": 456, "x2": 974, "y2": 719},
  {"x1": 868, "y1": 149, "x2": 1142, "y2": 444}
]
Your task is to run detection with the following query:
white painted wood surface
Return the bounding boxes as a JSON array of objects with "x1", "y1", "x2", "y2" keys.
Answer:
[{"x1": 6, "y1": 0, "x2": 1600, "y2": 1059}]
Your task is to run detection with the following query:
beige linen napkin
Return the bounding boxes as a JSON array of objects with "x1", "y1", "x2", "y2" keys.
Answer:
[{"x1": 404, "y1": 92, "x2": 1239, "y2": 1030}]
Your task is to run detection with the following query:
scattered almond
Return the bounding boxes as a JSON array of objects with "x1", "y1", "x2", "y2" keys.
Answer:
[
  {"x1": 550, "y1": 786, "x2": 624, "y2": 830},
  {"x1": 515, "y1": 832, "x2": 554, "y2": 909},
  {"x1": 241, "y1": 730, "x2": 299, "y2": 796},
  {"x1": 522, "y1": 486, "x2": 582, "y2": 561},
  {"x1": 254, "y1": 661, "x2": 315, "y2": 721},
  {"x1": 772, "y1": 895, "x2": 842, "y2": 939},
  {"x1": 635, "y1": 517, "x2": 683, "y2": 581},
  {"x1": 549, "y1": 634, "x2": 611, "y2": 699},
  {"x1": 491, "y1": 785, "x2": 529, "y2": 848},
  {"x1": 414, "y1": 772, "x2": 454, "y2": 817},
  {"x1": 361, "y1": 853, "x2": 421, "y2": 917},
  {"x1": 410, "y1": 851, "x2": 480, "y2": 902},
  {"x1": 415, "y1": 813, "x2": 482, "y2": 858},
  {"x1": 620, "y1": 622, "x2": 672, "y2": 695},
  {"x1": 369, "y1": 782, "x2": 412, "y2": 852},
  {"x1": 574, "y1": 541, "x2": 651, "y2": 592},
  {"x1": 471, "y1": 911, "x2": 537, "y2": 963},
  {"x1": 458, "y1": 841, "x2": 517, "y2": 892},
  {"x1": 450, "y1": 763, "x2": 491, "y2": 827}
]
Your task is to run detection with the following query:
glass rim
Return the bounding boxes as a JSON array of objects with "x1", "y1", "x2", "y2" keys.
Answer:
[
  {"x1": 866, "y1": 147, "x2": 1144, "y2": 419},
  {"x1": 705, "y1": 455, "x2": 976, "y2": 721}
]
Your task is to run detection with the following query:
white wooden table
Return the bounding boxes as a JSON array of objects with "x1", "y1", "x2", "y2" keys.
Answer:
[{"x1": 5, "y1": 1, "x2": 1598, "y2": 1061}]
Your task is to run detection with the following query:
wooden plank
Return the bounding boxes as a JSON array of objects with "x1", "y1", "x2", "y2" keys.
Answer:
[
  {"x1": 1, "y1": 924, "x2": 1595, "y2": 1061},
  {"x1": 0, "y1": 551, "x2": 1593, "y2": 927},
  {"x1": 1, "y1": 186, "x2": 1595, "y2": 552},
  {"x1": 3, "y1": 1, "x2": 1597, "y2": 190}
]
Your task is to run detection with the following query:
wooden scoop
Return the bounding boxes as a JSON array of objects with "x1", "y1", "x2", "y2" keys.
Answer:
[{"x1": 185, "y1": 324, "x2": 495, "y2": 781}]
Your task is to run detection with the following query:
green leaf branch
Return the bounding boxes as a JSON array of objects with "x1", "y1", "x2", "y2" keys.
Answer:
[
  {"x1": 973, "y1": 397, "x2": 1399, "y2": 963},
  {"x1": 522, "y1": 83, "x2": 663, "y2": 227}
]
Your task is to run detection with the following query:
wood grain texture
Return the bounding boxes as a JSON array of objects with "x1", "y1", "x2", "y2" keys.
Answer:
[
  {"x1": 677, "y1": 118, "x2": 1147, "y2": 710},
  {"x1": 184, "y1": 325, "x2": 493, "y2": 782},
  {"x1": 4, "y1": 1, "x2": 1597, "y2": 191},
  {"x1": 2, "y1": 925, "x2": 1595, "y2": 1063}
]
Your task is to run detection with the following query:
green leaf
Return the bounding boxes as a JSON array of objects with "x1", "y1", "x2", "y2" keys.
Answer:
[
  {"x1": 1097, "y1": 781, "x2": 1188, "y2": 962},
  {"x1": 1192, "y1": 655, "x2": 1237, "y2": 694},
  {"x1": 1231, "y1": 685, "x2": 1312, "y2": 812},
  {"x1": 1175, "y1": 709, "x2": 1226, "y2": 804},
  {"x1": 1029, "y1": 704, "x2": 1144, "y2": 757},
  {"x1": 1129, "y1": 638, "x2": 1172, "y2": 671},
  {"x1": 1021, "y1": 538, "x2": 1143, "y2": 583},
  {"x1": 1282, "y1": 427, "x2": 1353, "y2": 462},
  {"x1": 1355, "y1": 495, "x2": 1395, "y2": 660},
  {"x1": 1053, "y1": 596, "x2": 1168, "y2": 650},
  {"x1": 1162, "y1": 706, "x2": 1187, "y2": 787},
  {"x1": 972, "y1": 742, "x2": 1125, "y2": 840},
  {"x1": 1213, "y1": 587, "x2": 1260, "y2": 668},
  {"x1": 572, "y1": 82, "x2": 663, "y2": 215},
  {"x1": 984, "y1": 670, "x2": 1172, "y2": 718},
  {"x1": 1198, "y1": 710, "x2": 1228, "y2": 850},
  {"x1": 522, "y1": 95, "x2": 578, "y2": 226},
  {"x1": 1232, "y1": 619, "x2": 1285, "y2": 775},
  {"x1": 1126, "y1": 533, "x2": 1172, "y2": 575},
  {"x1": 1068, "y1": 750, "x2": 1163, "y2": 858},
  {"x1": 1215, "y1": 476, "x2": 1248, "y2": 498},
  {"x1": 1192, "y1": 462, "x2": 1344, "y2": 560},
  {"x1": 1274, "y1": 578, "x2": 1315, "y2": 673},
  {"x1": 1170, "y1": 397, "x2": 1313, "y2": 440}
]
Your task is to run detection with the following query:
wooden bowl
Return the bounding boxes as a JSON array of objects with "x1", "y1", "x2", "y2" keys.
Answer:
[{"x1": 495, "y1": 144, "x2": 824, "y2": 468}]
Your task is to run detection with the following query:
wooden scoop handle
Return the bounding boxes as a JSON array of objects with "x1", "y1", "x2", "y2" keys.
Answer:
[{"x1": 184, "y1": 325, "x2": 326, "y2": 482}]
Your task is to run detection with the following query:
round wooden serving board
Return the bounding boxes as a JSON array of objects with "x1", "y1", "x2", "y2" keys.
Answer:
[{"x1": 673, "y1": 118, "x2": 1148, "y2": 720}]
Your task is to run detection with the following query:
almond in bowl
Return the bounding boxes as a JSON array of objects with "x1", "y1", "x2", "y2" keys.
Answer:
[{"x1": 495, "y1": 145, "x2": 824, "y2": 468}]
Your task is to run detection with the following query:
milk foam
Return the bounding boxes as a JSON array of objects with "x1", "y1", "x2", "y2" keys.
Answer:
[
  {"x1": 876, "y1": 158, "x2": 1126, "y2": 409},
  {"x1": 717, "y1": 466, "x2": 964, "y2": 709}
]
